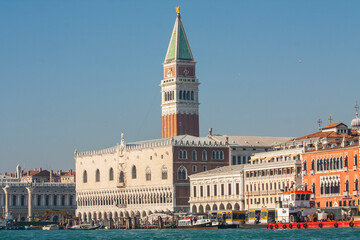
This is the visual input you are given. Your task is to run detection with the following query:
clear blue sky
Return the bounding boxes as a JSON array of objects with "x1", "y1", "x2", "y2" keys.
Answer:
[{"x1": 1, "y1": 0, "x2": 359, "y2": 173}]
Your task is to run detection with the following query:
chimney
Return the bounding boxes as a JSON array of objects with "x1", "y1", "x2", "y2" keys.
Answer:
[
  {"x1": 39, "y1": 168, "x2": 42, "y2": 171},
  {"x1": 69, "y1": 169, "x2": 73, "y2": 174},
  {"x1": 226, "y1": 137, "x2": 229, "y2": 144},
  {"x1": 209, "y1": 128, "x2": 213, "y2": 136},
  {"x1": 341, "y1": 135, "x2": 346, "y2": 148}
]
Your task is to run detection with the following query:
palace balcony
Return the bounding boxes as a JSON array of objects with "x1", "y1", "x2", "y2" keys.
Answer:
[
  {"x1": 344, "y1": 166, "x2": 348, "y2": 172},
  {"x1": 302, "y1": 170, "x2": 307, "y2": 176},
  {"x1": 310, "y1": 170, "x2": 315, "y2": 175},
  {"x1": 353, "y1": 165, "x2": 358, "y2": 171},
  {"x1": 353, "y1": 190, "x2": 359, "y2": 196},
  {"x1": 343, "y1": 191, "x2": 350, "y2": 197},
  {"x1": 117, "y1": 183, "x2": 125, "y2": 188}
]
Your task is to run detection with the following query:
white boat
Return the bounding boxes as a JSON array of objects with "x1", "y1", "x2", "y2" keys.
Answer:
[
  {"x1": 177, "y1": 215, "x2": 213, "y2": 229},
  {"x1": 67, "y1": 224, "x2": 100, "y2": 230},
  {"x1": 43, "y1": 224, "x2": 59, "y2": 230}
]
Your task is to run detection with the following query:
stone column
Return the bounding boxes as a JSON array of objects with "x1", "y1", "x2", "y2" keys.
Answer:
[
  {"x1": 2, "y1": 185, "x2": 10, "y2": 214},
  {"x1": 26, "y1": 187, "x2": 34, "y2": 221}
]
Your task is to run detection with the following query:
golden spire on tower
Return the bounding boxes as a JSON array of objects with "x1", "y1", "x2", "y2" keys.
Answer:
[{"x1": 176, "y1": 6, "x2": 180, "y2": 14}]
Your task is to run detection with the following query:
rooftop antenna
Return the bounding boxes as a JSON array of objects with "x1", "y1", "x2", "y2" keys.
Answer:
[
  {"x1": 328, "y1": 114, "x2": 333, "y2": 124},
  {"x1": 317, "y1": 118, "x2": 322, "y2": 131}
]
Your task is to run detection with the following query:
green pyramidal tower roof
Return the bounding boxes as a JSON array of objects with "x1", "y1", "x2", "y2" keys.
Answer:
[{"x1": 165, "y1": 12, "x2": 194, "y2": 62}]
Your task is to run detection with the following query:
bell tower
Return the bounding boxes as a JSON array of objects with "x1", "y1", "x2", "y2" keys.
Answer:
[{"x1": 161, "y1": 7, "x2": 200, "y2": 138}]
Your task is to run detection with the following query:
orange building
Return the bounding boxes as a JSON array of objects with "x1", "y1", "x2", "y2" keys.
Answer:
[{"x1": 302, "y1": 123, "x2": 360, "y2": 208}]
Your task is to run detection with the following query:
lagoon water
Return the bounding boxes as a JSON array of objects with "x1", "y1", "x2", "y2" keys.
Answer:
[{"x1": 1, "y1": 228, "x2": 360, "y2": 240}]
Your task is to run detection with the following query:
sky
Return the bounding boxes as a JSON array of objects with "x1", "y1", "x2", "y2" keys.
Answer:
[{"x1": 0, "y1": 0, "x2": 359, "y2": 173}]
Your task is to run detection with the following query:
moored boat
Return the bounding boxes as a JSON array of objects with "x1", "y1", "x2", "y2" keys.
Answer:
[
  {"x1": 177, "y1": 215, "x2": 214, "y2": 229},
  {"x1": 43, "y1": 224, "x2": 59, "y2": 230},
  {"x1": 25, "y1": 225, "x2": 43, "y2": 230},
  {"x1": 268, "y1": 190, "x2": 360, "y2": 230},
  {"x1": 67, "y1": 224, "x2": 100, "y2": 230}
]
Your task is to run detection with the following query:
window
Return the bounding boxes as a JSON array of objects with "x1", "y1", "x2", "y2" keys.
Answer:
[
  {"x1": 132, "y1": 165, "x2": 137, "y2": 179},
  {"x1": 221, "y1": 184, "x2": 224, "y2": 195},
  {"x1": 311, "y1": 160, "x2": 315, "y2": 171},
  {"x1": 355, "y1": 155, "x2": 358, "y2": 166},
  {"x1": 355, "y1": 179, "x2": 359, "y2": 191},
  {"x1": 95, "y1": 169, "x2": 100, "y2": 182},
  {"x1": 177, "y1": 166, "x2": 187, "y2": 180},
  {"x1": 214, "y1": 185, "x2": 217, "y2": 196},
  {"x1": 146, "y1": 167, "x2": 151, "y2": 181},
  {"x1": 236, "y1": 183, "x2": 239, "y2": 195},
  {"x1": 212, "y1": 151, "x2": 216, "y2": 160},
  {"x1": 193, "y1": 186, "x2": 197, "y2": 197},
  {"x1": 203, "y1": 165, "x2": 207, "y2": 171},
  {"x1": 179, "y1": 90, "x2": 182, "y2": 100},
  {"x1": 119, "y1": 171, "x2": 124, "y2": 183},
  {"x1": 83, "y1": 170, "x2": 87, "y2": 183},
  {"x1": 192, "y1": 165, "x2": 197, "y2": 172},
  {"x1": 200, "y1": 186, "x2": 203, "y2": 197},
  {"x1": 192, "y1": 150, "x2": 197, "y2": 161},
  {"x1": 109, "y1": 168, "x2": 114, "y2": 181},
  {"x1": 345, "y1": 156, "x2": 348, "y2": 167},
  {"x1": 178, "y1": 150, "x2": 188, "y2": 159},
  {"x1": 207, "y1": 185, "x2": 210, "y2": 197},
  {"x1": 312, "y1": 182, "x2": 316, "y2": 195},
  {"x1": 345, "y1": 180, "x2": 349, "y2": 192},
  {"x1": 232, "y1": 156, "x2": 236, "y2": 165},
  {"x1": 162, "y1": 166, "x2": 168, "y2": 180},
  {"x1": 228, "y1": 183, "x2": 232, "y2": 195},
  {"x1": 202, "y1": 150, "x2": 207, "y2": 161}
]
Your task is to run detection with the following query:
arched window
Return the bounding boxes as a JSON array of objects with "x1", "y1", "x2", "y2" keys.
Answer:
[
  {"x1": 311, "y1": 160, "x2": 315, "y2": 171},
  {"x1": 304, "y1": 161, "x2": 307, "y2": 171},
  {"x1": 95, "y1": 169, "x2": 100, "y2": 182},
  {"x1": 355, "y1": 155, "x2": 358, "y2": 166},
  {"x1": 321, "y1": 183, "x2": 324, "y2": 195},
  {"x1": 183, "y1": 91, "x2": 186, "y2": 100},
  {"x1": 178, "y1": 166, "x2": 187, "y2": 180},
  {"x1": 192, "y1": 165, "x2": 197, "y2": 172},
  {"x1": 345, "y1": 156, "x2": 348, "y2": 167},
  {"x1": 83, "y1": 170, "x2": 87, "y2": 183},
  {"x1": 119, "y1": 171, "x2": 124, "y2": 183},
  {"x1": 212, "y1": 151, "x2": 216, "y2": 160},
  {"x1": 109, "y1": 168, "x2": 114, "y2": 181},
  {"x1": 336, "y1": 157, "x2": 340, "y2": 169},
  {"x1": 355, "y1": 179, "x2": 359, "y2": 191},
  {"x1": 312, "y1": 182, "x2": 316, "y2": 195},
  {"x1": 330, "y1": 158, "x2": 333, "y2": 170},
  {"x1": 179, "y1": 150, "x2": 183, "y2": 159},
  {"x1": 220, "y1": 151, "x2": 224, "y2": 160},
  {"x1": 202, "y1": 150, "x2": 207, "y2": 161},
  {"x1": 179, "y1": 90, "x2": 182, "y2": 100},
  {"x1": 162, "y1": 165, "x2": 168, "y2": 180},
  {"x1": 191, "y1": 91, "x2": 194, "y2": 100},
  {"x1": 132, "y1": 165, "x2": 137, "y2": 179},
  {"x1": 146, "y1": 167, "x2": 151, "y2": 181},
  {"x1": 216, "y1": 151, "x2": 220, "y2": 159},
  {"x1": 183, "y1": 150, "x2": 187, "y2": 159},
  {"x1": 192, "y1": 150, "x2": 197, "y2": 161},
  {"x1": 345, "y1": 180, "x2": 349, "y2": 192},
  {"x1": 187, "y1": 91, "x2": 190, "y2": 100},
  {"x1": 340, "y1": 157, "x2": 343, "y2": 168}
]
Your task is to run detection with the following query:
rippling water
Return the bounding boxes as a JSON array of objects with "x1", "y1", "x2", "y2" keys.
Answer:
[{"x1": 1, "y1": 228, "x2": 360, "y2": 240}]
